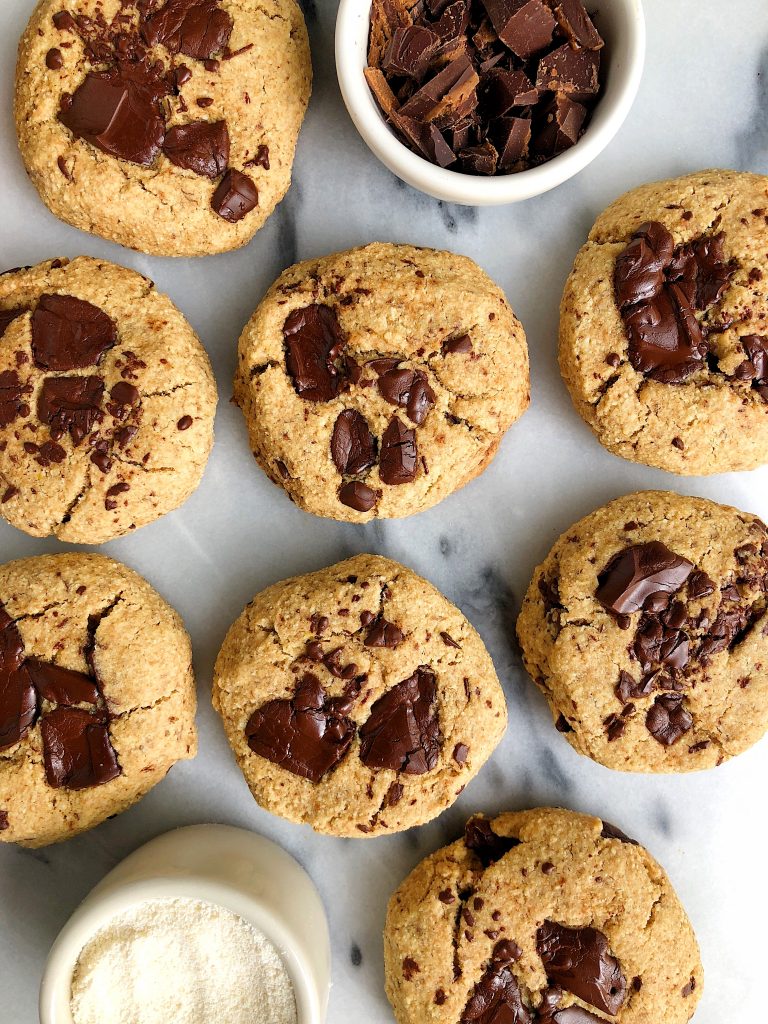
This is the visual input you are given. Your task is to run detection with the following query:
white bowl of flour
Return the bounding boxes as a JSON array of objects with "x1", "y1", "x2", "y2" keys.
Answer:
[{"x1": 39, "y1": 825, "x2": 330, "y2": 1024}]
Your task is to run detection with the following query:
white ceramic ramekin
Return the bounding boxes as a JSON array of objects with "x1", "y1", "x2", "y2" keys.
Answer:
[
  {"x1": 39, "y1": 824, "x2": 330, "y2": 1024},
  {"x1": 336, "y1": 0, "x2": 646, "y2": 205}
]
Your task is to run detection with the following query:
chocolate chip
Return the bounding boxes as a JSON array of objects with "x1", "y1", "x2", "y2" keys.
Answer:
[
  {"x1": 600, "y1": 820, "x2": 638, "y2": 845},
  {"x1": 1, "y1": 487, "x2": 19, "y2": 504},
  {"x1": 108, "y1": 381, "x2": 141, "y2": 419},
  {"x1": 46, "y1": 48, "x2": 64, "y2": 70},
  {"x1": 0, "y1": 370, "x2": 31, "y2": 428},
  {"x1": 377, "y1": 368, "x2": 435, "y2": 425},
  {"x1": 244, "y1": 144, "x2": 270, "y2": 170},
  {"x1": 440, "y1": 631, "x2": 461, "y2": 648},
  {"x1": 0, "y1": 810, "x2": 7, "y2": 831},
  {"x1": 0, "y1": 307, "x2": 26, "y2": 340},
  {"x1": 245, "y1": 674, "x2": 356, "y2": 783},
  {"x1": 438, "y1": 888, "x2": 455, "y2": 904},
  {"x1": 380, "y1": 416, "x2": 418, "y2": 485},
  {"x1": 177, "y1": 415, "x2": 193, "y2": 430},
  {"x1": 38, "y1": 376, "x2": 104, "y2": 446},
  {"x1": 443, "y1": 333, "x2": 472, "y2": 355},
  {"x1": 460, "y1": 937, "x2": 531, "y2": 1023},
  {"x1": 364, "y1": 617, "x2": 404, "y2": 648},
  {"x1": 682, "y1": 976, "x2": 696, "y2": 997},
  {"x1": 555, "y1": 713, "x2": 573, "y2": 733},
  {"x1": 53, "y1": 10, "x2": 77, "y2": 31},
  {"x1": 464, "y1": 816, "x2": 520, "y2": 866},
  {"x1": 331, "y1": 410, "x2": 377, "y2": 475},
  {"x1": 402, "y1": 957, "x2": 420, "y2": 980},
  {"x1": 211, "y1": 168, "x2": 258, "y2": 221},
  {"x1": 26, "y1": 660, "x2": 100, "y2": 706},
  {"x1": 615, "y1": 670, "x2": 653, "y2": 704},
  {"x1": 141, "y1": 0, "x2": 234, "y2": 59},
  {"x1": 31, "y1": 294, "x2": 117, "y2": 371},
  {"x1": 59, "y1": 63, "x2": 168, "y2": 166},
  {"x1": 358, "y1": 667, "x2": 440, "y2": 774},
  {"x1": 339, "y1": 480, "x2": 378, "y2": 512},
  {"x1": 284, "y1": 305, "x2": 347, "y2": 403},
  {"x1": 41, "y1": 706, "x2": 120, "y2": 789},
  {"x1": 536, "y1": 921, "x2": 627, "y2": 1015},
  {"x1": 383, "y1": 780, "x2": 404, "y2": 807},
  {"x1": 596, "y1": 542, "x2": 693, "y2": 617},
  {"x1": 646, "y1": 693, "x2": 693, "y2": 746},
  {"x1": 453, "y1": 742, "x2": 469, "y2": 764},
  {"x1": 162, "y1": 119, "x2": 229, "y2": 177}
]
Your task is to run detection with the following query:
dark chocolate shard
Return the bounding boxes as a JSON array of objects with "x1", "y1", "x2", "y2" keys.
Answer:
[
  {"x1": 358, "y1": 668, "x2": 440, "y2": 774},
  {"x1": 480, "y1": 0, "x2": 556, "y2": 59},
  {"x1": 162, "y1": 119, "x2": 230, "y2": 178},
  {"x1": 380, "y1": 416, "x2": 418, "y2": 485},
  {"x1": 331, "y1": 409, "x2": 377, "y2": 476},
  {"x1": 284, "y1": 304, "x2": 347, "y2": 402},
  {"x1": 464, "y1": 816, "x2": 520, "y2": 866},
  {"x1": 41, "y1": 707, "x2": 120, "y2": 789},
  {"x1": 596, "y1": 542, "x2": 693, "y2": 617},
  {"x1": 0, "y1": 605, "x2": 36, "y2": 751}
]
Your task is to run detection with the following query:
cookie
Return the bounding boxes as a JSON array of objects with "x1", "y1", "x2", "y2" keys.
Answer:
[
  {"x1": 234, "y1": 243, "x2": 529, "y2": 521},
  {"x1": 559, "y1": 169, "x2": 768, "y2": 474},
  {"x1": 212, "y1": 554, "x2": 507, "y2": 836},
  {"x1": 384, "y1": 807, "x2": 702, "y2": 1024},
  {"x1": 0, "y1": 553, "x2": 197, "y2": 847},
  {"x1": 15, "y1": 0, "x2": 311, "y2": 257},
  {"x1": 0, "y1": 256, "x2": 216, "y2": 544},
  {"x1": 517, "y1": 490, "x2": 768, "y2": 772}
]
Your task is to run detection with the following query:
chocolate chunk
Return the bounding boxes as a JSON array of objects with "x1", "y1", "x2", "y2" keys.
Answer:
[
  {"x1": 483, "y1": 68, "x2": 539, "y2": 118},
  {"x1": 0, "y1": 606, "x2": 36, "y2": 751},
  {"x1": 382, "y1": 26, "x2": 440, "y2": 78},
  {"x1": 339, "y1": 480, "x2": 379, "y2": 512},
  {"x1": 533, "y1": 93, "x2": 587, "y2": 156},
  {"x1": 211, "y1": 168, "x2": 258, "y2": 221},
  {"x1": 453, "y1": 742, "x2": 469, "y2": 763},
  {"x1": 365, "y1": 617, "x2": 404, "y2": 648},
  {"x1": 389, "y1": 112, "x2": 457, "y2": 167},
  {"x1": 380, "y1": 416, "x2": 418, "y2": 485},
  {"x1": 284, "y1": 304, "x2": 346, "y2": 402},
  {"x1": 464, "y1": 816, "x2": 520, "y2": 866},
  {"x1": 399, "y1": 55, "x2": 479, "y2": 122},
  {"x1": 623, "y1": 283, "x2": 708, "y2": 383},
  {"x1": 443, "y1": 333, "x2": 473, "y2": 354},
  {"x1": 536, "y1": 44, "x2": 600, "y2": 101},
  {"x1": 615, "y1": 670, "x2": 653, "y2": 703},
  {"x1": 460, "y1": 141, "x2": 499, "y2": 175},
  {"x1": 59, "y1": 62, "x2": 168, "y2": 166},
  {"x1": 31, "y1": 294, "x2": 116, "y2": 371},
  {"x1": 41, "y1": 706, "x2": 120, "y2": 789},
  {"x1": 162, "y1": 119, "x2": 229, "y2": 177},
  {"x1": 461, "y1": 938, "x2": 532, "y2": 1023},
  {"x1": 687, "y1": 569, "x2": 715, "y2": 599},
  {"x1": 698, "y1": 600, "x2": 754, "y2": 659},
  {"x1": 377, "y1": 367, "x2": 436, "y2": 424},
  {"x1": 646, "y1": 693, "x2": 693, "y2": 746},
  {"x1": 108, "y1": 381, "x2": 141, "y2": 419},
  {"x1": 481, "y1": 0, "x2": 556, "y2": 58},
  {"x1": 596, "y1": 542, "x2": 693, "y2": 617},
  {"x1": 496, "y1": 117, "x2": 532, "y2": 170},
  {"x1": 0, "y1": 307, "x2": 26, "y2": 340},
  {"x1": 537, "y1": 986, "x2": 605, "y2": 1024},
  {"x1": 600, "y1": 820, "x2": 639, "y2": 845},
  {"x1": 142, "y1": 0, "x2": 234, "y2": 60},
  {"x1": 26, "y1": 660, "x2": 100, "y2": 706},
  {"x1": 0, "y1": 371, "x2": 31, "y2": 428},
  {"x1": 331, "y1": 410, "x2": 377, "y2": 475},
  {"x1": 633, "y1": 615, "x2": 689, "y2": 672},
  {"x1": 536, "y1": 921, "x2": 627, "y2": 1015},
  {"x1": 550, "y1": 0, "x2": 604, "y2": 49},
  {"x1": 38, "y1": 376, "x2": 104, "y2": 446},
  {"x1": 46, "y1": 47, "x2": 64, "y2": 70},
  {"x1": 669, "y1": 232, "x2": 733, "y2": 310},
  {"x1": 53, "y1": 10, "x2": 77, "y2": 31},
  {"x1": 359, "y1": 668, "x2": 440, "y2": 774},
  {"x1": 245, "y1": 674, "x2": 356, "y2": 783}
]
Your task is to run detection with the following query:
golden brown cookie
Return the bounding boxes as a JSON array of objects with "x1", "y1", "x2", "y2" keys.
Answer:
[
  {"x1": 0, "y1": 256, "x2": 216, "y2": 544},
  {"x1": 384, "y1": 807, "x2": 702, "y2": 1024},
  {"x1": 559, "y1": 169, "x2": 768, "y2": 474},
  {"x1": 212, "y1": 554, "x2": 507, "y2": 836},
  {"x1": 0, "y1": 553, "x2": 197, "y2": 848},
  {"x1": 234, "y1": 243, "x2": 530, "y2": 521},
  {"x1": 15, "y1": 0, "x2": 311, "y2": 256},
  {"x1": 517, "y1": 490, "x2": 768, "y2": 772}
]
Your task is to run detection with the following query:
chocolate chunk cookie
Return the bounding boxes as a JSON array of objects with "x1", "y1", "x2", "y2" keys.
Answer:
[
  {"x1": 517, "y1": 490, "x2": 768, "y2": 771},
  {"x1": 0, "y1": 553, "x2": 197, "y2": 847},
  {"x1": 212, "y1": 554, "x2": 507, "y2": 836},
  {"x1": 15, "y1": 0, "x2": 311, "y2": 256},
  {"x1": 384, "y1": 807, "x2": 702, "y2": 1024},
  {"x1": 0, "y1": 257, "x2": 216, "y2": 543},
  {"x1": 234, "y1": 244, "x2": 529, "y2": 521},
  {"x1": 559, "y1": 170, "x2": 768, "y2": 474}
]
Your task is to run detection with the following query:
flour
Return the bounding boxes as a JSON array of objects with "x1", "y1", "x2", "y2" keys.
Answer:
[{"x1": 70, "y1": 897, "x2": 298, "y2": 1024}]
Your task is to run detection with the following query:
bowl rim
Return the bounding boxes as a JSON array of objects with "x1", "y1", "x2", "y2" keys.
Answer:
[{"x1": 336, "y1": 0, "x2": 647, "y2": 205}]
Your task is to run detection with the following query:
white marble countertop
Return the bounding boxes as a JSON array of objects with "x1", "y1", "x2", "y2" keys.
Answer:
[{"x1": 0, "y1": 1, "x2": 766, "y2": 1021}]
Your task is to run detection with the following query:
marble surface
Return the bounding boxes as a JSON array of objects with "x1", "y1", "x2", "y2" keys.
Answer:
[{"x1": 0, "y1": 1, "x2": 766, "y2": 1021}]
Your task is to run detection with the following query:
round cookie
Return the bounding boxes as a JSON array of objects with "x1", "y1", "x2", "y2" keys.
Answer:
[
  {"x1": 234, "y1": 243, "x2": 529, "y2": 521},
  {"x1": 0, "y1": 553, "x2": 197, "y2": 847},
  {"x1": 517, "y1": 490, "x2": 768, "y2": 772},
  {"x1": 559, "y1": 169, "x2": 768, "y2": 474},
  {"x1": 0, "y1": 256, "x2": 216, "y2": 544},
  {"x1": 212, "y1": 554, "x2": 507, "y2": 836},
  {"x1": 384, "y1": 807, "x2": 703, "y2": 1024},
  {"x1": 15, "y1": 0, "x2": 311, "y2": 257}
]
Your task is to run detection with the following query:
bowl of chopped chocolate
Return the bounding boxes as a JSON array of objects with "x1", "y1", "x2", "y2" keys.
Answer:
[{"x1": 336, "y1": 0, "x2": 645, "y2": 205}]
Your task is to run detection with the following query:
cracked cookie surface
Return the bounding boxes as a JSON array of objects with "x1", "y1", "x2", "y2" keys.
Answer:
[
  {"x1": 234, "y1": 243, "x2": 530, "y2": 521},
  {"x1": 517, "y1": 490, "x2": 768, "y2": 772},
  {"x1": 212, "y1": 554, "x2": 507, "y2": 836},
  {"x1": 559, "y1": 169, "x2": 768, "y2": 474},
  {"x1": 15, "y1": 0, "x2": 311, "y2": 257},
  {"x1": 0, "y1": 553, "x2": 197, "y2": 847},
  {"x1": 384, "y1": 807, "x2": 702, "y2": 1024},
  {"x1": 0, "y1": 256, "x2": 216, "y2": 543}
]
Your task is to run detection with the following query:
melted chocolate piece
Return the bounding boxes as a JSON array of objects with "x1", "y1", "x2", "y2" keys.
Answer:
[
  {"x1": 162, "y1": 119, "x2": 229, "y2": 177},
  {"x1": 31, "y1": 294, "x2": 117, "y2": 371},
  {"x1": 142, "y1": 0, "x2": 234, "y2": 60},
  {"x1": 461, "y1": 938, "x2": 532, "y2": 1023},
  {"x1": 0, "y1": 307, "x2": 26, "y2": 339},
  {"x1": 596, "y1": 542, "x2": 693, "y2": 617},
  {"x1": 41, "y1": 706, "x2": 120, "y2": 789},
  {"x1": 59, "y1": 62, "x2": 168, "y2": 166},
  {"x1": 0, "y1": 370, "x2": 31, "y2": 428},
  {"x1": 331, "y1": 410, "x2": 377, "y2": 475},
  {"x1": 377, "y1": 367, "x2": 436, "y2": 425},
  {"x1": 614, "y1": 221, "x2": 674, "y2": 310},
  {"x1": 211, "y1": 168, "x2": 258, "y2": 222},
  {"x1": 0, "y1": 605, "x2": 36, "y2": 751},
  {"x1": 339, "y1": 480, "x2": 378, "y2": 512},
  {"x1": 536, "y1": 921, "x2": 627, "y2": 1016},
  {"x1": 365, "y1": 617, "x2": 405, "y2": 648},
  {"x1": 358, "y1": 667, "x2": 440, "y2": 774},
  {"x1": 245, "y1": 674, "x2": 356, "y2": 783},
  {"x1": 108, "y1": 381, "x2": 141, "y2": 419},
  {"x1": 464, "y1": 816, "x2": 520, "y2": 866},
  {"x1": 38, "y1": 376, "x2": 104, "y2": 445},
  {"x1": 536, "y1": 987, "x2": 604, "y2": 1024},
  {"x1": 645, "y1": 693, "x2": 693, "y2": 746},
  {"x1": 633, "y1": 614, "x2": 689, "y2": 673},
  {"x1": 380, "y1": 416, "x2": 418, "y2": 485},
  {"x1": 26, "y1": 660, "x2": 100, "y2": 706},
  {"x1": 284, "y1": 305, "x2": 347, "y2": 402}
]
